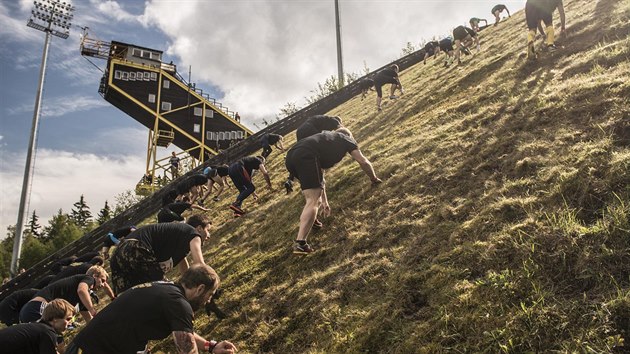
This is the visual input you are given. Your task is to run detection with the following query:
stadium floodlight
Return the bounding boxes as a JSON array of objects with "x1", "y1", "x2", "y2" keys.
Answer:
[{"x1": 11, "y1": 0, "x2": 75, "y2": 276}]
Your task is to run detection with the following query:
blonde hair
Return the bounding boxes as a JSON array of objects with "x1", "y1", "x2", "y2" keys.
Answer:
[
  {"x1": 42, "y1": 298, "x2": 75, "y2": 321},
  {"x1": 335, "y1": 127, "x2": 354, "y2": 139},
  {"x1": 86, "y1": 265, "x2": 108, "y2": 280}
]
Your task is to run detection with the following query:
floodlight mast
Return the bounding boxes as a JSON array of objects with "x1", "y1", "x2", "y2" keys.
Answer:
[
  {"x1": 11, "y1": 0, "x2": 74, "y2": 277},
  {"x1": 334, "y1": 0, "x2": 344, "y2": 89}
]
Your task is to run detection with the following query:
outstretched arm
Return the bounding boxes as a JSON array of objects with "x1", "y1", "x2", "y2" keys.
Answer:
[
  {"x1": 258, "y1": 164, "x2": 273, "y2": 190},
  {"x1": 349, "y1": 149, "x2": 381, "y2": 183},
  {"x1": 173, "y1": 331, "x2": 198, "y2": 354},
  {"x1": 506, "y1": 7, "x2": 511, "y2": 17}
]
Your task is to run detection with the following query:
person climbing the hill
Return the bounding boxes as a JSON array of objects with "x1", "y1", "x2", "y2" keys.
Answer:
[
  {"x1": 19, "y1": 265, "x2": 108, "y2": 324},
  {"x1": 284, "y1": 115, "x2": 344, "y2": 193},
  {"x1": 48, "y1": 259, "x2": 116, "y2": 301},
  {"x1": 0, "y1": 298, "x2": 76, "y2": 353},
  {"x1": 453, "y1": 25, "x2": 480, "y2": 65},
  {"x1": 469, "y1": 17, "x2": 488, "y2": 32},
  {"x1": 228, "y1": 156, "x2": 273, "y2": 216},
  {"x1": 525, "y1": 0, "x2": 566, "y2": 58},
  {"x1": 372, "y1": 64, "x2": 404, "y2": 111},
  {"x1": 158, "y1": 197, "x2": 210, "y2": 223},
  {"x1": 359, "y1": 78, "x2": 375, "y2": 99},
  {"x1": 169, "y1": 151, "x2": 181, "y2": 180},
  {"x1": 285, "y1": 127, "x2": 382, "y2": 254},
  {"x1": 109, "y1": 215, "x2": 211, "y2": 295},
  {"x1": 439, "y1": 37, "x2": 456, "y2": 67},
  {"x1": 0, "y1": 288, "x2": 38, "y2": 326},
  {"x1": 66, "y1": 265, "x2": 238, "y2": 354},
  {"x1": 101, "y1": 225, "x2": 137, "y2": 259},
  {"x1": 175, "y1": 173, "x2": 208, "y2": 202},
  {"x1": 199, "y1": 164, "x2": 230, "y2": 203},
  {"x1": 492, "y1": 4, "x2": 510, "y2": 26},
  {"x1": 423, "y1": 40, "x2": 441, "y2": 65},
  {"x1": 260, "y1": 133, "x2": 285, "y2": 159}
]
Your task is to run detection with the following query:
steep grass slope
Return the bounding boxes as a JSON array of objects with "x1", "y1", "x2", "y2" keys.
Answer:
[{"x1": 150, "y1": 0, "x2": 629, "y2": 352}]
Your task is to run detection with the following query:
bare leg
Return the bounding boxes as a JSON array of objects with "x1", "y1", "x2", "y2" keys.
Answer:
[{"x1": 296, "y1": 188, "x2": 323, "y2": 242}]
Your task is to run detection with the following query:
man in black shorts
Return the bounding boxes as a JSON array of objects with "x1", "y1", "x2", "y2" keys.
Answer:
[
  {"x1": 453, "y1": 25, "x2": 480, "y2": 65},
  {"x1": 423, "y1": 40, "x2": 441, "y2": 65},
  {"x1": 19, "y1": 265, "x2": 108, "y2": 324},
  {"x1": 260, "y1": 133, "x2": 285, "y2": 159},
  {"x1": 0, "y1": 288, "x2": 38, "y2": 326},
  {"x1": 175, "y1": 173, "x2": 208, "y2": 202},
  {"x1": 110, "y1": 215, "x2": 212, "y2": 294},
  {"x1": 200, "y1": 164, "x2": 230, "y2": 202},
  {"x1": 439, "y1": 37, "x2": 455, "y2": 67},
  {"x1": 492, "y1": 4, "x2": 510, "y2": 26},
  {"x1": 285, "y1": 127, "x2": 382, "y2": 254},
  {"x1": 284, "y1": 115, "x2": 344, "y2": 193},
  {"x1": 66, "y1": 265, "x2": 237, "y2": 354},
  {"x1": 101, "y1": 225, "x2": 136, "y2": 259},
  {"x1": 228, "y1": 156, "x2": 272, "y2": 216},
  {"x1": 372, "y1": 64, "x2": 404, "y2": 111},
  {"x1": 0, "y1": 298, "x2": 75, "y2": 354},
  {"x1": 525, "y1": 0, "x2": 566, "y2": 58}
]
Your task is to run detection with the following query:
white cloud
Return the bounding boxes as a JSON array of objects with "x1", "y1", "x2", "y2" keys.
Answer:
[
  {"x1": 141, "y1": 0, "x2": 526, "y2": 125},
  {"x1": 0, "y1": 148, "x2": 145, "y2": 239},
  {"x1": 8, "y1": 94, "x2": 110, "y2": 118},
  {"x1": 0, "y1": 2, "x2": 42, "y2": 43}
]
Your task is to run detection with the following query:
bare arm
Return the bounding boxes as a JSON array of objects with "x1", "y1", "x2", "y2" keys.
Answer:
[
  {"x1": 193, "y1": 333, "x2": 238, "y2": 354},
  {"x1": 506, "y1": 7, "x2": 511, "y2": 17},
  {"x1": 103, "y1": 282, "x2": 116, "y2": 300},
  {"x1": 77, "y1": 282, "x2": 96, "y2": 318},
  {"x1": 178, "y1": 257, "x2": 190, "y2": 274},
  {"x1": 173, "y1": 331, "x2": 198, "y2": 354},
  {"x1": 189, "y1": 237, "x2": 204, "y2": 265},
  {"x1": 350, "y1": 149, "x2": 381, "y2": 183},
  {"x1": 214, "y1": 177, "x2": 225, "y2": 197},
  {"x1": 201, "y1": 180, "x2": 214, "y2": 201},
  {"x1": 258, "y1": 164, "x2": 273, "y2": 190}
]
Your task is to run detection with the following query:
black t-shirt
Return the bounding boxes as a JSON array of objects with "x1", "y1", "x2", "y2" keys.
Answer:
[
  {"x1": 35, "y1": 274, "x2": 95, "y2": 309},
  {"x1": 290, "y1": 131, "x2": 358, "y2": 169},
  {"x1": 305, "y1": 115, "x2": 341, "y2": 132},
  {"x1": 74, "y1": 251, "x2": 100, "y2": 263},
  {"x1": 50, "y1": 256, "x2": 76, "y2": 274},
  {"x1": 239, "y1": 156, "x2": 263, "y2": 176},
  {"x1": 50, "y1": 263, "x2": 92, "y2": 283},
  {"x1": 166, "y1": 202, "x2": 192, "y2": 216},
  {"x1": 424, "y1": 41, "x2": 439, "y2": 51},
  {"x1": 215, "y1": 166, "x2": 229, "y2": 177},
  {"x1": 72, "y1": 282, "x2": 194, "y2": 354},
  {"x1": 128, "y1": 223, "x2": 200, "y2": 273},
  {"x1": 0, "y1": 288, "x2": 38, "y2": 325},
  {"x1": 33, "y1": 275, "x2": 56, "y2": 290},
  {"x1": 492, "y1": 4, "x2": 507, "y2": 13},
  {"x1": 178, "y1": 175, "x2": 208, "y2": 192},
  {"x1": 374, "y1": 68, "x2": 400, "y2": 85},
  {"x1": 161, "y1": 189, "x2": 179, "y2": 206},
  {"x1": 0, "y1": 322, "x2": 59, "y2": 354},
  {"x1": 103, "y1": 226, "x2": 136, "y2": 248},
  {"x1": 261, "y1": 133, "x2": 282, "y2": 145}
]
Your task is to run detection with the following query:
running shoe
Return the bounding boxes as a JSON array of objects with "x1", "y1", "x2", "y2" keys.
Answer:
[
  {"x1": 293, "y1": 242, "x2": 314, "y2": 254},
  {"x1": 229, "y1": 204, "x2": 244, "y2": 214},
  {"x1": 546, "y1": 44, "x2": 558, "y2": 52},
  {"x1": 284, "y1": 180, "x2": 293, "y2": 194},
  {"x1": 312, "y1": 218, "x2": 323, "y2": 230},
  {"x1": 389, "y1": 95, "x2": 398, "y2": 100}
]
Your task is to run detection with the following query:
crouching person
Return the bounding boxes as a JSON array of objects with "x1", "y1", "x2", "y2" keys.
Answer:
[{"x1": 66, "y1": 264, "x2": 238, "y2": 354}]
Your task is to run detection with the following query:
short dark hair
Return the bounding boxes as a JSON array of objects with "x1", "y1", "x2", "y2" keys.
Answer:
[
  {"x1": 178, "y1": 264, "x2": 220, "y2": 293},
  {"x1": 187, "y1": 214, "x2": 211, "y2": 228}
]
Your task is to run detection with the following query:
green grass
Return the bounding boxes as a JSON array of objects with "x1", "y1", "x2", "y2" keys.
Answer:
[{"x1": 81, "y1": 0, "x2": 630, "y2": 352}]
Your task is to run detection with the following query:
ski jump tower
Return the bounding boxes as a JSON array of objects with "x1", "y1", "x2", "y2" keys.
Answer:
[{"x1": 80, "y1": 33, "x2": 252, "y2": 193}]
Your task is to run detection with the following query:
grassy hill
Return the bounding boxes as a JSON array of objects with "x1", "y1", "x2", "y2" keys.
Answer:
[{"x1": 141, "y1": 0, "x2": 630, "y2": 352}]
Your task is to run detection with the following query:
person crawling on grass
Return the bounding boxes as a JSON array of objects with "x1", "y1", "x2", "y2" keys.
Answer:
[
  {"x1": 0, "y1": 298, "x2": 76, "y2": 354},
  {"x1": 372, "y1": 64, "x2": 404, "y2": 111},
  {"x1": 525, "y1": 0, "x2": 566, "y2": 59},
  {"x1": 439, "y1": 37, "x2": 456, "y2": 67},
  {"x1": 469, "y1": 17, "x2": 488, "y2": 32},
  {"x1": 158, "y1": 196, "x2": 210, "y2": 223},
  {"x1": 284, "y1": 115, "x2": 344, "y2": 194},
  {"x1": 200, "y1": 164, "x2": 230, "y2": 203},
  {"x1": 492, "y1": 4, "x2": 510, "y2": 26},
  {"x1": 359, "y1": 78, "x2": 375, "y2": 99},
  {"x1": 175, "y1": 173, "x2": 209, "y2": 203},
  {"x1": 227, "y1": 156, "x2": 273, "y2": 216},
  {"x1": 102, "y1": 225, "x2": 137, "y2": 259},
  {"x1": 285, "y1": 127, "x2": 382, "y2": 254},
  {"x1": 423, "y1": 40, "x2": 441, "y2": 65},
  {"x1": 260, "y1": 133, "x2": 285, "y2": 159},
  {"x1": 109, "y1": 215, "x2": 211, "y2": 295},
  {"x1": 66, "y1": 265, "x2": 238, "y2": 354},
  {"x1": 453, "y1": 25, "x2": 480, "y2": 65}
]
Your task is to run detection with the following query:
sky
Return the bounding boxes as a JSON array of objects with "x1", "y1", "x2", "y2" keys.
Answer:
[{"x1": 0, "y1": 0, "x2": 526, "y2": 239}]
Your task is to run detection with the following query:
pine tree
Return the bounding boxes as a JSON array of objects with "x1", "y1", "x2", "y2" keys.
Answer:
[
  {"x1": 97, "y1": 201, "x2": 112, "y2": 225},
  {"x1": 71, "y1": 195, "x2": 92, "y2": 228},
  {"x1": 27, "y1": 210, "x2": 42, "y2": 238}
]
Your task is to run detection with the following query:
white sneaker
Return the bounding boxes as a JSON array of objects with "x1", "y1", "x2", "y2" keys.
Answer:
[{"x1": 389, "y1": 95, "x2": 398, "y2": 100}]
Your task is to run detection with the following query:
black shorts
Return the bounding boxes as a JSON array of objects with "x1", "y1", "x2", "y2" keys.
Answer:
[
  {"x1": 453, "y1": 26, "x2": 476, "y2": 41},
  {"x1": 373, "y1": 75, "x2": 399, "y2": 98},
  {"x1": 439, "y1": 39, "x2": 453, "y2": 52},
  {"x1": 525, "y1": 0, "x2": 553, "y2": 29},
  {"x1": 285, "y1": 148, "x2": 323, "y2": 190}
]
